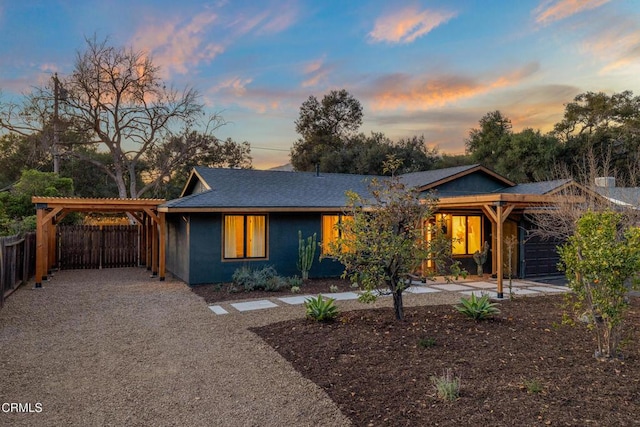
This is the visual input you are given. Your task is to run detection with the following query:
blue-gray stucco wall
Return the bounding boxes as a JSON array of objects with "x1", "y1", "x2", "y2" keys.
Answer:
[{"x1": 166, "y1": 212, "x2": 345, "y2": 285}]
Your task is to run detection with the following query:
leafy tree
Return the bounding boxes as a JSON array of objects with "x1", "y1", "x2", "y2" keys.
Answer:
[
  {"x1": 0, "y1": 133, "x2": 50, "y2": 189},
  {"x1": 465, "y1": 110, "x2": 512, "y2": 171},
  {"x1": 1, "y1": 36, "x2": 235, "y2": 198},
  {"x1": 554, "y1": 91, "x2": 640, "y2": 184},
  {"x1": 291, "y1": 89, "x2": 363, "y2": 171},
  {"x1": 494, "y1": 129, "x2": 560, "y2": 182},
  {"x1": 0, "y1": 169, "x2": 74, "y2": 235},
  {"x1": 328, "y1": 157, "x2": 445, "y2": 321},
  {"x1": 558, "y1": 210, "x2": 640, "y2": 360},
  {"x1": 466, "y1": 111, "x2": 561, "y2": 182}
]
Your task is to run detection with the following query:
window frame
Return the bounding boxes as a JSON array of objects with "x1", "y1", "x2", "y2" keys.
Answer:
[{"x1": 222, "y1": 213, "x2": 268, "y2": 261}]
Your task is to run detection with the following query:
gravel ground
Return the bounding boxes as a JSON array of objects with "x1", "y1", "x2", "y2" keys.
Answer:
[{"x1": 0, "y1": 268, "x2": 461, "y2": 427}]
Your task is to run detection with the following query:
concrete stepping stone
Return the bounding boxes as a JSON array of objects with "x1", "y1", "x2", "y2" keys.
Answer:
[
  {"x1": 465, "y1": 281, "x2": 496, "y2": 289},
  {"x1": 528, "y1": 286, "x2": 570, "y2": 293},
  {"x1": 320, "y1": 291, "x2": 360, "y2": 301},
  {"x1": 208, "y1": 305, "x2": 229, "y2": 315},
  {"x1": 431, "y1": 283, "x2": 474, "y2": 291},
  {"x1": 230, "y1": 300, "x2": 279, "y2": 312},
  {"x1": 277, "y1": 295, "x2": 315, "y2": 305},
  {"x1": 507, "y1": 287, "x2": 540, "y2": 295},
  {"x1": 459, "y1": 290, "x2": 499, "y2": 299},
  {"x1": 406, "y1": 286, "x2": 441, "y2": 294}
]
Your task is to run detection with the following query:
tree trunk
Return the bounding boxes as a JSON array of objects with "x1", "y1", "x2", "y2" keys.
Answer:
[{"x1": 393, "y1": 290, "x2": 404, "y2": 321}]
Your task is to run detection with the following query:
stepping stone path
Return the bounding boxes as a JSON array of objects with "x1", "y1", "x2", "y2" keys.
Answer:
[{"x1": 207, "y1": 280, "x2": 570, "y2": 315}]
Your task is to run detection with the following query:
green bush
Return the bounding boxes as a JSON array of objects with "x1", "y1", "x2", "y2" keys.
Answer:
[
  {"x1": 455, "y1": 293, "x2": 501, "y2": 320},
  {"x1": 304, "y1": 295, "x2": 338, "y2": 321}
]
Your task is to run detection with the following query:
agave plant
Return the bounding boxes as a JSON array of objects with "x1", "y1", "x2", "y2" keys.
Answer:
[
  {"x1": 304, "y1": 295, "x2": 338, "y2": 322},
  {"x1": 455, "y1": 293, "x2": 501, "y2": 320}
]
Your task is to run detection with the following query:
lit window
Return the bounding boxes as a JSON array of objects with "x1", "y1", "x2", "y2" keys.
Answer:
[
  {"x1": 436, "y1": 214, "x2": 482, "y2": 256},
  {"x1": 223, "y1": 215, "x2": 266, "y2": 259},
  {"x1": 321, "y1": 214, "x2": 352, "y2": 255}
]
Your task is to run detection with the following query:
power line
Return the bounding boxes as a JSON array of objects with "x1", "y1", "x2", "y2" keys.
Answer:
[{"x1": 249, "y1": 145, "x2": 290, "y2": 152}]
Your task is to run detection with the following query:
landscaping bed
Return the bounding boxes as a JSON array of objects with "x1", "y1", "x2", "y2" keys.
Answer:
[
  {"x1": 191, "y1": 278, "x2": 354, "y2": 304},
  {"x1": 251, "y1": 295, "x2": 640, "y2": 426}
]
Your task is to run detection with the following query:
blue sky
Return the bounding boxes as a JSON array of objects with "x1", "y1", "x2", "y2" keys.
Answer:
[{"x1": 1, "y1": 0, "x2": 639, "y2": 168}]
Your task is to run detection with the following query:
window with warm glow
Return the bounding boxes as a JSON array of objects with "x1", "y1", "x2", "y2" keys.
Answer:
[
  {"x1": 321, "y1": 214, "x2": 352, "y2": 255},
  {"x1": 223, "y1": 214, "x2": 266, "y2": 259},
  {"x1": 435, "y1": 214, "x2": 482, "y2": 256}
]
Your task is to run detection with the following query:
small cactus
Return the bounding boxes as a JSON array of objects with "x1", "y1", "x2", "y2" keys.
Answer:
[{"x1": 297, "y1": 231, "x2": 317, "y2": 280}]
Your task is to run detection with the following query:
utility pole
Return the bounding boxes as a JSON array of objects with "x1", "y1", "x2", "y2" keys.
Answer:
[{"x1": 52, "y1": 73, "x2": 60, "y2": 174}]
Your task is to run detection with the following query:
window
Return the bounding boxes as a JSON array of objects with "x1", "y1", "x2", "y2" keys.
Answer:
[
  {"x1": 435, "y1": 214, "x2": 482, "y2": 255},
  {"x1": 321, "y1": 214, "x2": 352, "y2": 255},
  {"x1": 223, "y1": 214, "x2": 267, "y2": 259}
]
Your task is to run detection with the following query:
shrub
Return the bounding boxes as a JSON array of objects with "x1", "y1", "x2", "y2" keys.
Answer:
[
  {"x1": 232, "y1": 265, "x2": 287, "y2": 292},
  {"x1": 304, "y1": 295, "x2": 338, "y2": 322},
  {"x1": 288, "y1": 275, "x2": 303, "y2": 288},
  {"x1": 290, "y1": 285, "x2": 301, "y2": 294},
  {"x1": 264, "y1": 275, "x2": 287, "y2": 292},
  {"x1": 455, "y1": 293, "x2": 501, "y2": 320},
  {"x1": 232, "y1": 266, "x2": 256, "y2": 291},
  {"x1": 431, "y1": 369, "x2": 460, "y2": 401},
  {"x1": 558, "y1": 210, "x2": 640, "y2": 360}
]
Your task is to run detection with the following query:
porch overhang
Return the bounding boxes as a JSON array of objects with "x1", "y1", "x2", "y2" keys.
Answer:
[{"x1": 434, "y1": 193, "x2": 578, "y2": 298}]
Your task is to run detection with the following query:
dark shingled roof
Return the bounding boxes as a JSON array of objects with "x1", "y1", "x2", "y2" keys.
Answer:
[
  {"x1": 162, "y1": 167, "x2": 374, "y2": 209},
  {"x1": 498, "y1": 179, "x2": 572, "y2": 195},
  {"x1": 161, "y1": 166, "x2": 574, "y2": 210},
  {"x1": 399, "y1": 164, "x2": 482, "y2": 189},
  {"x1": 595, "y1": 187, "x2": 640, "y2": 207}
]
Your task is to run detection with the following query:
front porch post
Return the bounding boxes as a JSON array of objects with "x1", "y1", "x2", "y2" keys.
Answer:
[{"x1": 482, "y1": 203, "x2": 515, "y2": 299}]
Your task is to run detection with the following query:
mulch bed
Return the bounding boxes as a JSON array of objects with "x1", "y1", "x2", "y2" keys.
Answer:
[
  {"x1": 190, "y1": 278, "x2": 354, "y2": 304},
  {"x1": 251, "y1": 295, "x2": 640, "y2": 426}
]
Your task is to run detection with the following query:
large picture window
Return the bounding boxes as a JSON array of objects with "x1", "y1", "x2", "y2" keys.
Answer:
[
  {"x1": 435, "y1": 214, "x2": 482, "y2": 255},
  {"x1": 223, "y1": 214, "x2": 267, "y2": 259}
]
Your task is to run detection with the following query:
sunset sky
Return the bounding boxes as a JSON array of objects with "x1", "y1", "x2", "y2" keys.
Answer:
[{"x1": 1, "y1": 0, "x2": 639, "y2": 169}]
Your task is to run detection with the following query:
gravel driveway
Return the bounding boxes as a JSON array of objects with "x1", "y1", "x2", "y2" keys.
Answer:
[{"x1": 0, "y1": 268, "x2": 355, "y2": 427}]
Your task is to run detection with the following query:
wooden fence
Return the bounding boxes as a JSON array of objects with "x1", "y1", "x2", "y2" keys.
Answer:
[
  {"x1": 58, "y1": 225, "x2": 139, "y2": 269},
  {"x1": 0, "y1": 233, "x2": 36, "y2": 308}
]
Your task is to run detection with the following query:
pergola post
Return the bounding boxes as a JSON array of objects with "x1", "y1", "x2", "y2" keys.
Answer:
[
  {"x1": 482, "y1": 203, "x2": 514, "y2": 299},
  {"x1": 35, "y1": 207, "x2": 46, "y2": 287}
]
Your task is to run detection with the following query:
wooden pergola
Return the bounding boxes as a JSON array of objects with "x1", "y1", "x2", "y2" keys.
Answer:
[
  {"x1": 31, "y1": 197, "x2": 166, "y2": 287},
  {"x1": 435, "y1": 192, "x2": 574, "y2": 298}
]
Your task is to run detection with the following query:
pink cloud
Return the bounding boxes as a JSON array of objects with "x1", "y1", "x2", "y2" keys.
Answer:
[
  {"x1": 368, "y1": 63, "x2": 539, "y2": 111},
  {"x1": 534, "y1": 0, "x2": 611, "y2": 25},
  {"x1": 300, "y1": 57, "x2": 334, "y2": 88},
  {"x1": 131, "y1": 11, "x2": 223, "y2": 77},
  {"x1": 369, "y1": 6, "x2": 456, "y2": 44}
]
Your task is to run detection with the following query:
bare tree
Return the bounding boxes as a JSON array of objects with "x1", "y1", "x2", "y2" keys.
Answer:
[{"x1": 1, "y1": 36, "x2": 231, "y2": 198}]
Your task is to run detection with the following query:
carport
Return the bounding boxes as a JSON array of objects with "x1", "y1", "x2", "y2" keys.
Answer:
[{"x1": 31, "y1": 197, "x2": 166, "y2": 287}]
